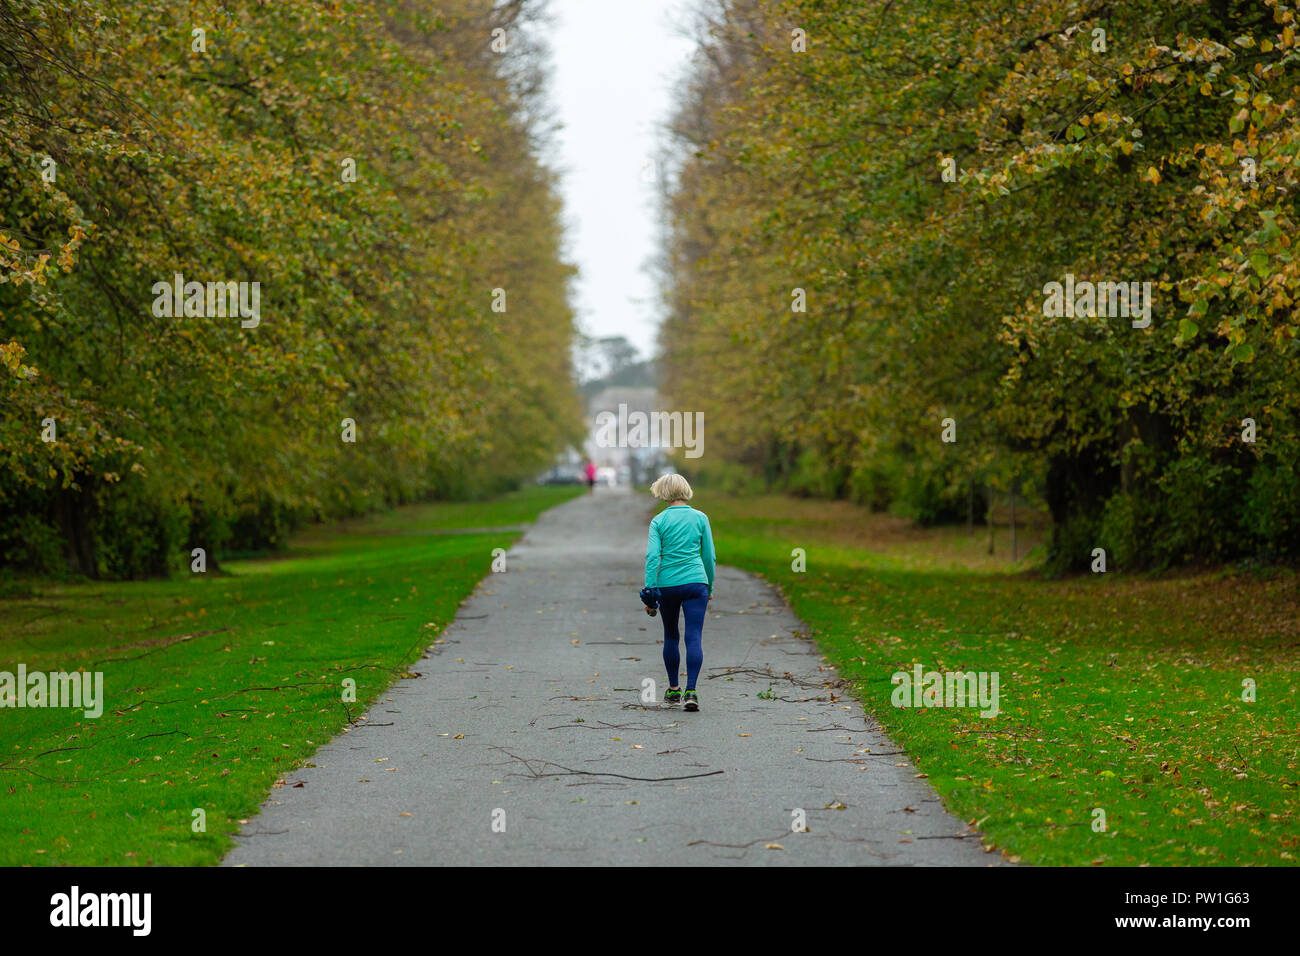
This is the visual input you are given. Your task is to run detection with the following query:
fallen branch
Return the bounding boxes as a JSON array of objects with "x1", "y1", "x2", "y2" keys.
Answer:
[
  {"x1": 89, "y1": 628, "x2": 232, "y2": 665},
  {"x1": 916, "y1": 833, "x2": 982, "y2": 840},
  {"x1": 491, "y1": 747, "x2": 723, "y2": 783},
  {"x1": 686, "y1": 833, "x2": 789, "y2": 849}
]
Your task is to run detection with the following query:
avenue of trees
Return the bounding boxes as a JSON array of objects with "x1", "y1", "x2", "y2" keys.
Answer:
[
  {"x1": 661, "y1": 0, "x2": 1300, "y2": 570},
  {"x1": 1, "y1": 0, "x2": 582, "y2": 577}
]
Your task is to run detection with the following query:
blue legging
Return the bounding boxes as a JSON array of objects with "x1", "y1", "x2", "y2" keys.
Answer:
[{"x1": 657, "y1": 582, "x2": 709, "y2": 691}]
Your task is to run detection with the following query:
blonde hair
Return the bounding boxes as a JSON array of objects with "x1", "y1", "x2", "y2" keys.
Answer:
[{"x1": 650, "y1": 473, "x2": 693, "y2": 502}]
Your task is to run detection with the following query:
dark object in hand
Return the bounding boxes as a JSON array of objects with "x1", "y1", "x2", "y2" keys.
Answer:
[{"x1": 639, "y1": 587, "x2": 661, "y2": 616}]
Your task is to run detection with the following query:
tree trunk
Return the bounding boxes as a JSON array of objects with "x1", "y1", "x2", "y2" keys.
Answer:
[
  {"x1": 1010, "y1": 477, "x2": 1017, "y2": 562},
  {"x1": 987, "y1": 482, "x2": 995, "y2": 555},
  {"x1": 967, "y1": 476, "x2": 974, "y2": 535},
  {"x1": 55, "y1": 481, "x2": 97, "y2": 577}
]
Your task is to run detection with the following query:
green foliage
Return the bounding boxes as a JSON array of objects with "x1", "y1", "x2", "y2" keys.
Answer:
[
  {"x1": 845, "y1": 460, "x2": 896, "y2": 513},
  {"x1": 92, "y1": 478, "x2": 190, "y2": 580},
  {"x1": 1245, "y1": 458, "x2": 1300, "y2": 556},
  {"x1": 785, "y1": 448, "x2": 846, "y2": 500},
  {"x1": 0, "y1": 511, "x2": 63, "y2": 574},
  {"x1": 889, "y1": 457, "x2": 971, "y2": 527},
  {"x1": 661, "y1": 0, "x2": 1300, "y2": 569},
  {"x1": 0, "y1": 0, "x2": 581, "y2": 578},
  {"x1": 1045, "y1": 510, "x2": 1102, "y2": 578},
  {"x1": 1151, "y1": 458, "x2": 1250, "y2": 566},
  {"x1": 1097, "y1": 493, "x2": 1141, "y2": 572},
  {"x1": 683, "y1": 458, "x2": 767, "y2": 496}
]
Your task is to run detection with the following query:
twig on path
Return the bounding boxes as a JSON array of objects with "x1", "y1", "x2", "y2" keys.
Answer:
[
  {"x1": 705, "y1": 665, "x2": 843, "y2": 691},
  {"x1": 564, "y1": 780, "x2": 629, "y2": 789},
  {"x1": 820, "y1": 831, "x2": 889, "y2": 858},
  {"x1": 916, "y1": 833, "x2": 982, "y2": 840},
  {"x1": 804, "y1": 723, "x2": 871, "y2": 732},
  {"x1": 686, "y1": 833, "x2": 789, "y2": 849},
  {"x1": 620, "y1": 703, "x2": 679, "y2": 712},
  {"x1": 341, "y1": 702, "x2": 390, "y2": 728},
  {"x1": 803, "y1": 752, "x2": 903, "y2": 762},
  {"x1": 546, "y1": 719, "x2": 674, "y2": 732},
  {"x1": 490, "y1": 746, "x2": 723, "y2": 783},
  {"x1": 527, "y1": 713, "x2": 571, "y2": 727}
]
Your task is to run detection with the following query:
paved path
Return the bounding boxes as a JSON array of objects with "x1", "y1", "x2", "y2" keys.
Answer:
[{"x1": 224, "y1": 487, "x2": 995, "y2": 866}]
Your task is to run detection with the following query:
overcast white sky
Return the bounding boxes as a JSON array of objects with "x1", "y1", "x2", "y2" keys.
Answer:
[{"x1": 545, "y1": 0, "x2": 699, "y2": 363}]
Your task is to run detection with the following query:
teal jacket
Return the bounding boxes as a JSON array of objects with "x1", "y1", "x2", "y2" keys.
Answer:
[{"x1": 645, "y1": 504, "x2": 716, "y2": 594}]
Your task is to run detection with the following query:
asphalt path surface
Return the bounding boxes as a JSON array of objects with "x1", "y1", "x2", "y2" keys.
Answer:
[{"x1": 224, "y1": 486, "x2": 996, "y2": 866}]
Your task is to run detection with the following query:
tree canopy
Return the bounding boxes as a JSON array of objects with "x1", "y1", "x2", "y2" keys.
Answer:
[
  {"x1": 1, "y1": 0, "x2": 581, "y2": 577},
  {"x1": 661, "y1": 0, "x2": 1300, "y2": 569}
]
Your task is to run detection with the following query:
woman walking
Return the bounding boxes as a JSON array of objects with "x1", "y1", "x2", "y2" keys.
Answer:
[{"x1": 642, "y1": 473, "x2": 715, "y2": 712}]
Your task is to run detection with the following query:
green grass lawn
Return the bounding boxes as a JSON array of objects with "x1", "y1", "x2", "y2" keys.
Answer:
[
  {"x1": 0, "y1": 484, "x2": 581, "y2": 866},
  {"x1": 701, "y1": 493, "x2": 1300, "y2": 866}
]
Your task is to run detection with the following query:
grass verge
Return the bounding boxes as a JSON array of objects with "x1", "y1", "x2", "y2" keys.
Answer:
[
  {"x1": 702, "y1": 492, "x2": 1299, "y2": 866},
  {"x1": 0, "y1": 484, "x2": 581, "y2": 866}
]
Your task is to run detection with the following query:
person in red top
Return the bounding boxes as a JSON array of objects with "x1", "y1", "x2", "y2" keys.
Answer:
[{"x1": 584, "y1": 460, "x2": 597, "y2": 493}]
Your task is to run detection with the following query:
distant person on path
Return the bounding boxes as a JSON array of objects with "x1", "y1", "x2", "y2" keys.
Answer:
[
  {"x1": 643, "y1": 473, "x2": 715, "y2": 712},
  {"x1": 585, "y1": 459, "x2": 597, "y2": 493}
]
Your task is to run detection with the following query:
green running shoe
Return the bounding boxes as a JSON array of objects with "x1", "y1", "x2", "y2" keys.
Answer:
[
  {"x1": 683, "y1": 689, "x2": 699, "y2": 712},
  {"x1": 664, "y1": 687, "x2": 682, "y2": 705}
]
